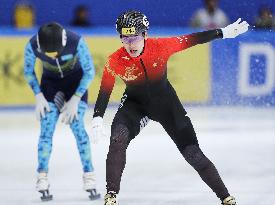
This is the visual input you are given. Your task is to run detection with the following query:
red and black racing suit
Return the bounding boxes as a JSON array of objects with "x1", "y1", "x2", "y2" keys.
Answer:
[{"x1": 94, "y1": 29, "x2": 231, "y2": 201}]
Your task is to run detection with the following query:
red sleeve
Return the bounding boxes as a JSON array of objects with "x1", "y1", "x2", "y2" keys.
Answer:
[
  {"x1": 93, "y1": 58, "x2": 116, "y2": 117},
  {"x1": 160, "y1": 29, "x2": 223, "y2": 57}
]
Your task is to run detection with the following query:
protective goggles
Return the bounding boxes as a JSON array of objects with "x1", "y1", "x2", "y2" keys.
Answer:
[{"x1": 121, "y1": 34, "x2": 144, "y2": 44}]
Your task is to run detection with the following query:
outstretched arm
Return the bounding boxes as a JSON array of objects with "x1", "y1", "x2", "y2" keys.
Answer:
[{"x1": 161, "y1": 18, "x2": 249, "y2": 56}]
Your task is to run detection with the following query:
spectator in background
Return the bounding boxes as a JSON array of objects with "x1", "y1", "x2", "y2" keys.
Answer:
[
  {"x1": 190, "y1": 0, "x2": 229, "y2": 29},
  {"x1": 13, "y1": 1, "x2": 35, "y2": 28},
  {"x1": 71, "y1": 5, "x2": 91, "y2": 27},
  {"x1": 254, "y1": 6, "x2": 275, "y2": 29}
]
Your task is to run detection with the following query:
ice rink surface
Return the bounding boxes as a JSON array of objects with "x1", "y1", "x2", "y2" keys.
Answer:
[{"x1": 0, "y1": 106, "x2": 274, "y2": 205}]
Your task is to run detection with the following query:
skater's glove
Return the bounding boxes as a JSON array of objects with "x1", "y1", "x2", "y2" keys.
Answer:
[
  {"x1": 90, "y1": 116, "x2": 106, "y2": 144},
  {"x1": 221, "y1": 18, "x2": 249, "y2": 39},
  {"x1": 35, "y1": 92, "x2": 51, "y2": 120},
  {"x1": 61, "y1": 95, "x2": 81, "y2": 124}
]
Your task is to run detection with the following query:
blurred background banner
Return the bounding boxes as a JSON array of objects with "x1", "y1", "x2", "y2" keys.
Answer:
[
  {"x1": 0, "y1": 30, "x2": 274, "y2": 106},
  {"x1": 0, "y1": 31, "x2": 210, "y2": 105},
  {"x1": 0, "y1": 37, "x2": 34, "y2": 105}
]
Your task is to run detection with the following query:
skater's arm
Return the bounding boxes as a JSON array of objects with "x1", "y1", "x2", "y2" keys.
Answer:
[
  {"x1": 90, "y1": 59, "x2": 115, "y2": 141},
  {"x1": 160, "y1": 29, "x2": 223, "y2": 56},
  {"x1": 75, "y1": 37, "x2": 95, "y2": 97},
  {"x1": 161, "y1": 18, "x2": 249, "y2": 56},
  {"x1": 23, "y1": 42, "x2": 40, "y2": 95},
  {"x1": 93, "y1": 59, "x2": 116, "y2": 118}
]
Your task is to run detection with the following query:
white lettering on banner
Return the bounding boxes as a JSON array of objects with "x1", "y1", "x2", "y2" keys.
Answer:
[{"x1": 238, "y1": 43, "x2": 275, "y2": 96}]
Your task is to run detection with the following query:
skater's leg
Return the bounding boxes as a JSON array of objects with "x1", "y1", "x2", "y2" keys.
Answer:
[
  {"x1": 37, "y1": 102, "x2": 59, "y2": 173},
  {"x1": 162, "y1": 115, "x2": 231, "y2": 201},
  {"x1": 182, "y1": 144, "x2": 229, "y2": 200},
  {"x1": 36, "y1": 102, "x2": 58, "y2": 201},
  {"x1": 156, "y1": 89, "x2": 234, "y2": 202},
  {"x1": 70, "y1": 101, "x2": 94, "y2": 172},
  {"x1": 106, "y1": 99, "x2": 145, "y2": 194},
  {"x1": 104, "y1": 97, "x2": 147, "y2": 205},
  {"x1": 106, "y1": 123, "x2": 131, "y2": 193},
  {"x1": 70, "y1": 101, "x2": 100, "y2": 199}
]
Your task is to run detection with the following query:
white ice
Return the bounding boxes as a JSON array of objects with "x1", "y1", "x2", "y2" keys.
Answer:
[{"x1": 0, "y1": 106, "x2": 274, "y2": 205}]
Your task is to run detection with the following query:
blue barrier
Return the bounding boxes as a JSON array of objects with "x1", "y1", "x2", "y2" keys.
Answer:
[
  {"x1": 211, "y1": 31, "x2": 275, "y2": 106},
  {"x1": 0, "y1": 0, "x2": 274, "y2": 27}
]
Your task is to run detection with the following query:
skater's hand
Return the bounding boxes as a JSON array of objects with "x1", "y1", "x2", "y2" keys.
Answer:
[
  {"x1": 61, "y1": 95, "x2": 81, "y2": 124},
  {"x1": 90, "y1": 116, "x2": 106, "y2": 144},
  {"x1": 35, "y1": 93, "x2": 51, "y2": 120},
  {"x1": 221, "y1": 18, "x2": 249, "y2": 39}
]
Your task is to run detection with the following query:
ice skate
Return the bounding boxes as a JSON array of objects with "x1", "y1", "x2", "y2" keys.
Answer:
[
  {"x1": 83, "y1": 172, "x2": 100, "y2": 200},
  {"x1": 222, "y1": 196, "x2": 236, "y2": 205},
  {"x1": 36, "y1": 172, "x2": 53, "y2": 201},
  {"x1": 104, "y1": 191, "x2": 118, "y2": 205}
]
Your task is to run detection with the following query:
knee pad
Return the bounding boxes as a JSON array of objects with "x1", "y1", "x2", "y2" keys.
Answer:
[{"x1": 182, "y1": 145, "x2": 210, "y2": 171}]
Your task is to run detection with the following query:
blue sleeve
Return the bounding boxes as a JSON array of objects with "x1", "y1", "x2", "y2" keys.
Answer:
[
  {"x1": 23, "y1": 42, "x2": 41, "y2": 95},
  {"x1": 75, "y1": 37, "x2": 95, "y2": 97}
]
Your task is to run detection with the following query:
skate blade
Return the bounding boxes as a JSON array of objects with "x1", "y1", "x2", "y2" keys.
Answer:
[
  {"x1": 39, "y1": 190, "x2": 53, "y2": 201},
  {"x1": 41, "y1": 195, "x2": 53, "y2": 201},
  {"x1": 86, "y1": 189, "x2": 101, "y2": 200},
  {"x1": 89, "y1": 193, "x2": 101, "y2": 200}
]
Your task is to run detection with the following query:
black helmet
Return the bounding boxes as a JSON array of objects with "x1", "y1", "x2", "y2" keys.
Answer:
[
  {"x1": 37, "y1": 22, "x2": 67, "y2": 54},
  {"x1": 116, "y1": 10, "x2": 149, "y2": 36}
]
